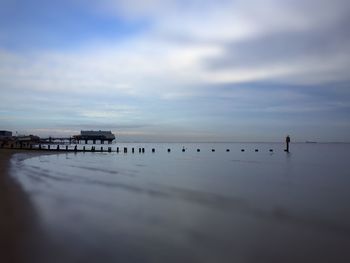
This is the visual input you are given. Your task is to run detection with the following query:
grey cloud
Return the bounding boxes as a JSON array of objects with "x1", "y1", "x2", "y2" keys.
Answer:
[
  {"x1": 58, "y1": 123, "x2": 151, "y2": 130},
  {"x1": 206, "y1": 16, "x2": 350, "y2": 71}
]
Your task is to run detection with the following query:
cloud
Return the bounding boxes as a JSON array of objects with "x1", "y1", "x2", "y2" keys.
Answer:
[
  {"x1": 1, "y1": 0, "x2": 350, "y2": 140},
  {"x1": 2, "y1": 0, "x2": 349, "y2": 93}
]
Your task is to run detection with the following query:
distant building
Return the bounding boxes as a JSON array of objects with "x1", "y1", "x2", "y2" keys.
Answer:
[
  {"x1": 74, "y1": 130, "x2": 115, "y2": 143},
  {"x1": 16, "y1": 135, "x2": 40, "y2": 142},
  {"x1": 0, "y1": 130, "x2": 12, "y2": 138}
]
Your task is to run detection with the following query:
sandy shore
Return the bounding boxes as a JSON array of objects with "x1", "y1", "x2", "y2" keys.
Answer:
[
  {"x1": 2, "y1": 145, "x2": 350, "y2": 263},
  {"x1": 0, "y1": 149, "x2": 56, "y2": 263}
]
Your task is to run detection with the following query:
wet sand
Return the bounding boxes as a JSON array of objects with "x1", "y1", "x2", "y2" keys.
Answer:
[
  {"x1": 2, "y1": 144, "x2": 350, "y2": 263},
  {"x1": 0, "y1": 149, "x2": 31, "y2": 262},
  {"x1": 0, "y1": 149, "x2": 54, "y2": 263}
]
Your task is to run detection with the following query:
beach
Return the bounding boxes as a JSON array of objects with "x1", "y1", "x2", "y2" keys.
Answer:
[
  {"x1": 0, "y1": 149, "x2": 59, "y2": 263},
  {"x1": 2, "y1": 143, "x2": 350, "y2": 262},
  {"x1": 0, "y1": 149, "x2": 35, "y2": 263}
]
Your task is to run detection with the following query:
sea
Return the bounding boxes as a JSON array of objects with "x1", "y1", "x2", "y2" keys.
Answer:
[{"x1": 10, "y1": 143, "x2": 350, "y2": 263}]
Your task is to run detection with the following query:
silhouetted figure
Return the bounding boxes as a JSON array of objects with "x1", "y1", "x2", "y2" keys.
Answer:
[{"x1": 285, "y1": 135, "x2": 290, "y2": 153}]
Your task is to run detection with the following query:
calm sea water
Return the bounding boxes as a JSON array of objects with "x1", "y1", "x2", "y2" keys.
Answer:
[{"x1": 10, "y1": 143, "x2": 350, "y2": 263}]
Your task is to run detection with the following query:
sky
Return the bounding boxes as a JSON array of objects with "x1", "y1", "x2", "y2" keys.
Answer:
[{"x1": 0, "y1": 0, "x2": 349, "y2": 142}]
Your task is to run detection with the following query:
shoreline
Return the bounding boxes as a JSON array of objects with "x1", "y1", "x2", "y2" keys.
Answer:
[
  {"x1": 0, "y1": 149, "x2": 61, "y2": 263},
  {"x1": 2, "y1": 146, "x2": 350, "y2": 262}
]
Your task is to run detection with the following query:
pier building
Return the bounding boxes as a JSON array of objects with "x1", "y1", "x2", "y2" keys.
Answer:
[{"x1": 73, "y1": 130, "x2": 115, "y2": 144}]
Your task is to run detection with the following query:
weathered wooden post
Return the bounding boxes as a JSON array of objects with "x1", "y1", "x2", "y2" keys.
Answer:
[
  {"x1": 117, "y1": 147, "x2": 119, "y2": 153},
  {"x1": 48, "y1": 145, "x2": 50, "y2": 150},
  {"x1": 285, "y1": 135, "x2": 290, "y2": 153},
  {"x1": 56, "y1": 145, "x2": 60, "y2": 151},
  {"x1": 142, "y1": 148, "x2": 145, "y2": 153},
  {"x1": 132, "y1": 148, "x2": 135, "y2": 153},
  {"x1": 108, "y1": 147, "x2": 111, "y2": 152},
  {"x1": 39, "y1": 144, "x2": 42, "y2": 150},
  {"x1": 101, "y1": 146, "x2": 103, "y2": 152},
  {"x1": 124, "y1": 147, "x2": 127, "y2": 153},
  {"x1": 66, "y1": 145, "x2": 69, "y2": 151}
]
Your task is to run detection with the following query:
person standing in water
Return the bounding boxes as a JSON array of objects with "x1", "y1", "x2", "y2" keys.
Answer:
[{"x1": 285, "y1": 135, "x2": 291, "y2": 152}]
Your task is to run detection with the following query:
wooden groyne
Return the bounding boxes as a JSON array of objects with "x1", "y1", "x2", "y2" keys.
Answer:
[{"x1": 0, "y1": 144, "x2": 277, "y2": 153}]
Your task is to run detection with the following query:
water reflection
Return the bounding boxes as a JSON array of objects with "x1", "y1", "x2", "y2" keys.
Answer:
[{"x1": 10, "y1": 143, "x2": 350, "y2": 263}]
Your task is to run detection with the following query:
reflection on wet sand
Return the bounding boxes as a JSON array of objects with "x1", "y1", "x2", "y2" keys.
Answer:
[
  {"x1": 0, "y1": 150, "x2": 45, "y2": 263},
  {"x1": 5, "y1": 143, "x2": 350, "y2": 262}
]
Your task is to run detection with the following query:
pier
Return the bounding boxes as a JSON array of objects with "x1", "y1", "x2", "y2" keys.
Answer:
[{"x1": 38, "y1": 131, "x2": 116, "y2": 145}]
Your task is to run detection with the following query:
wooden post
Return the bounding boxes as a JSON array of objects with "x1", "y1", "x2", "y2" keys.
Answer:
[{"x1": 285, "y1": 136, "x2": 290, "y2": 153}]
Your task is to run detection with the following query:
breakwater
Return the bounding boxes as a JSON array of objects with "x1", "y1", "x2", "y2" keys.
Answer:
[{"x1": 1, "y1": 144, "x2": 276, "y2": 153}]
